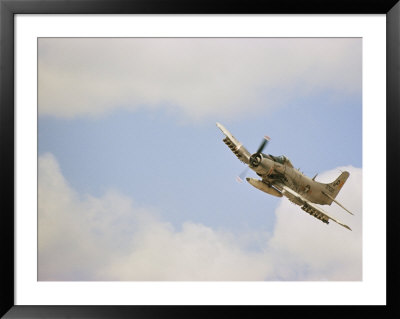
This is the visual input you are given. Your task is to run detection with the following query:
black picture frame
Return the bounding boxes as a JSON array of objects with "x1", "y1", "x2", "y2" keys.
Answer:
[{"x1": 1, "y1": 1, "x2": 399, "y2": 318}]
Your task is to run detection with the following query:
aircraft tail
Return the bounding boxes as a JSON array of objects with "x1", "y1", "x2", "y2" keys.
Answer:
[
  {"x1": 321, "y1": 171, "x2": 350, "y2": 201},
  {"x1": 320, "y1": 171, "x2": 353, "y2": 215}
]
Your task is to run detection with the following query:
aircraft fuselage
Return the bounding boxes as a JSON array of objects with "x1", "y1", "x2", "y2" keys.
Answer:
[{"x1": 249, "y1": 155, "x2": 333, "y2": 205}]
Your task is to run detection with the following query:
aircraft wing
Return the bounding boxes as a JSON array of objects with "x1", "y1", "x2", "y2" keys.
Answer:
[
  {"x1": 216, "y1": 122, "x2": 251, "y2": 164},
  {"x1": 279, "y1": 184, "x2": 352, "y2": 231}
]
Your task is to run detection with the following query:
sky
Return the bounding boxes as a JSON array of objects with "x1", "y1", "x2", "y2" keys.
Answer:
[{"x1": 38, "y1": 38, "x2": 362, "y2": 281}]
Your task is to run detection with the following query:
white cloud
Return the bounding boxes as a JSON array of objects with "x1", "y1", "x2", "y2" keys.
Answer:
[
  {"x1": 38, "y1": 38, "x2": 361, "y2": 120},
  {"x1": 38, "y1": 154, "x2": 361, "y2": 281},
  {"x1": 38, "y1": 153, "x2": 272, "y2": 280}
]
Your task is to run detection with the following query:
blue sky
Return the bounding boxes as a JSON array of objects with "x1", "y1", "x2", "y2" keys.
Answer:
[
  {"x1": 38, "y1": 38, "x2": 362, "y2": 281},
  {"x1": 38, "y1": 91, "x2": 361, "y2": 233}
]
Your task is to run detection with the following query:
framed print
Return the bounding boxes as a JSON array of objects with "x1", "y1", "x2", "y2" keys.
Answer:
[{"x1": 1, "y1": 0, "x2": 399, "y2": 318}]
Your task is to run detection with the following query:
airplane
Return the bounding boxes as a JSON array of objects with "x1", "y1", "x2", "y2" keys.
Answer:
[{"x1": 216, "y1": 122, "x2": 353, "y2": 231}]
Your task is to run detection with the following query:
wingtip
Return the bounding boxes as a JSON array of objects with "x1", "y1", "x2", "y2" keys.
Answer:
[
  {"x1": 342, "y1": 224, "x2": 352, "y2": 231},
  {"x1": 216, "y1": 122, "x2": 223, "y2": 130}
]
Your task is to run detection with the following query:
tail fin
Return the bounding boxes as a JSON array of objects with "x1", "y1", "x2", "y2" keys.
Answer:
[
  {"x1": 321, "y1": 171, "x2": 353, "y2": 214},
  {"x1": 324, "y1": 171, "x2": 350, "y2": 200}
]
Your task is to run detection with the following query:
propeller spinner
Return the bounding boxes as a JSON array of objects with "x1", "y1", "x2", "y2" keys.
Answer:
[{"x1": 249, "y1": 136, "x2": 270, "y2": 168}]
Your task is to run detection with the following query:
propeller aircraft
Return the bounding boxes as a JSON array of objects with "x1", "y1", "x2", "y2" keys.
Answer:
[{"x1": 216, "y1": 122, "x2": 353, "y2": 231}]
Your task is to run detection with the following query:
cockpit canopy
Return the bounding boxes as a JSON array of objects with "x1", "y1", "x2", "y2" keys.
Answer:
[{"x1": 263, "y1": 154, "x2": 294, "y2": 167}]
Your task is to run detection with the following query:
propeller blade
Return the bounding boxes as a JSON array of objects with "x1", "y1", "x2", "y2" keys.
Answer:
[
  {"x1": 255, "y1": 136, "x2": 270, "y2": 154},
  {"x1": 236, "y1": 167, "x2": 249, "y2": 183}
]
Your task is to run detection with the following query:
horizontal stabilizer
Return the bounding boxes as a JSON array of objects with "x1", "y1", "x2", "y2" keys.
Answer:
[{"x1": 322, "y1": 191, "x2": 354, "y2": 215}]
